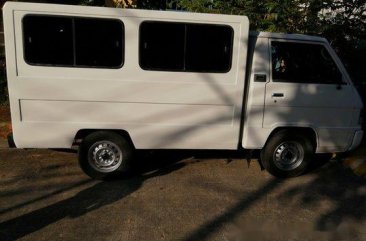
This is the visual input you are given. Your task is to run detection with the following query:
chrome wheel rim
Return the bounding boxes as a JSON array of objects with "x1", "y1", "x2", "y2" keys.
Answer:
[
  {"x1": 88, "y1": 141, "x2": 123, "y2": 173},
  {"x1": 273, "y1": 141, "x2": 304, "y2": 171}
]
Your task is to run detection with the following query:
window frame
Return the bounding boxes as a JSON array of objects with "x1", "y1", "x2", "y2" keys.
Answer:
[
  {"x1": 138, "y1": 20, "x2": 234, "y2": 73},
  {"x1": 22, "y1": 14, "x2": 125, "y2": 69},
  {"x1": 269, "y1": 39, "x2": 347, "y2": 85}
]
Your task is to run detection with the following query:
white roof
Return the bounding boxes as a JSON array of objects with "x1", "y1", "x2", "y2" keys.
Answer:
[{"x1": 250, "y1": 31, "x2": 327, "y2": 43}]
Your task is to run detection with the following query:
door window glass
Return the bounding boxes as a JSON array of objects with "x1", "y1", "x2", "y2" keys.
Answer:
[{"x1": 271, "y1": 41, "x2": 343, "y2": 84}]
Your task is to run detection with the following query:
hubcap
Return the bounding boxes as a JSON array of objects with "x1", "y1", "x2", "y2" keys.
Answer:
[
  {"x1": 273, "y1": 141, "x2": 304, "y2": 171},
  {"x1": 88, "y1": 141, "x2": 123, "y2": 173}
]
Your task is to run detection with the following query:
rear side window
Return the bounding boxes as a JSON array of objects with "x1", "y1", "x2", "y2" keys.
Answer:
[
  {"x1": 139, "y1": 21, "x2": 233, "y2": 73},
  {"x1": 271, "y1": 41, "x2": 342, "y2": 84},
  {"x1": 23, "y1": 16, "x2": 73, "y2": 66},
  {"x1": 139, "y1": 22, "x2": 185, "y2": 71},
  {"x1": 23, "y1": 15, "x2": 124, "y2": 68},
  {"x1": 185, "y1": 24, "x2": 233, "y2": 72},
  {"x1": 75, "y1": 18, "x2": 123, "y2": 67}
]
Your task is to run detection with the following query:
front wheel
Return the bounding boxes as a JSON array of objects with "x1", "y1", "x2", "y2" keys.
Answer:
[
  {"x1": 78, "y1": 131, "x2": 133, "y2": 179},
  {"x1": 261, "y1": 130, "x2": 315, "y2": 178}
]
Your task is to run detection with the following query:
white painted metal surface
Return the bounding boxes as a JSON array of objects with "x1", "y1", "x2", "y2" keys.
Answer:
[{"x1": 3, "y1": 2, "x2": 249, "y2": 149}]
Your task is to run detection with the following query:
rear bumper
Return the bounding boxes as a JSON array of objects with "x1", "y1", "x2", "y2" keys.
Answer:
[{"x1": 348, "y1": 130, "x2": 363, "y2": 151}]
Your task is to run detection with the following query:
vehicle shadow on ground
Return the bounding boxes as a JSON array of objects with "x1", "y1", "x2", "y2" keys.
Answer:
[
  {"x1": 278, "y1": 150, "x2": 366, "y2": 236},
  {"x1": 132, "y1": 149, "x2": 255, "y2": 173},
  {"x1": 181, "y1": 147, "x2": 366, "y2": 241},
  {"x1": 0, "y1": 149, "x2": 250, "y2": 241},
  {"x1": 0, "y1": 150, "x2": 186, "y2": 241}
]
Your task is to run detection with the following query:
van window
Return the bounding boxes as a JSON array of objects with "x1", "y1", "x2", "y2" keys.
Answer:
[
  {"x1": 185, "y1": 24, "x2": 233, "y2": 72},
  {"x1": 23, "y1": 16, "x2": 74, "y2": 66},
  {"x1": 271, "y1": 41, "x2": 342, "y2": 84},
  {"x1": 23, "y1": 15, "x2": 124, "y2": 68},
  {"x1": 75, "y1": 18, "x2": 123, "y2": 68},
  {"x1": 139, "y1": 22, "x2": 185, "y2": 71},
  {"x1": 139, "y1": 21, "x2": 233, "y2": 73}
]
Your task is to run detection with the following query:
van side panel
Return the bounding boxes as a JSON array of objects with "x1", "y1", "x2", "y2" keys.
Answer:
[{"x1": 4, "y1": 2, "x2": 249, "y2": 149}]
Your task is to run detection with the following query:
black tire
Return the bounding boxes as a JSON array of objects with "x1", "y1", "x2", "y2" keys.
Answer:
[
  {"x1": 261, "y1": 130, "x2": 314, "y2": 178},
  {"x1": 78, "y1": 131, "x2": 133, "y2": 179}
]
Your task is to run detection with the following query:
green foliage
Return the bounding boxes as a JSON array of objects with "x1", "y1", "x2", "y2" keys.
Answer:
[
  {"x1": 138, "y1": 0, "x2": 166, "y2": 10},
  {"x1": 317, "y1": 1, "x2": 366, "y2": 86},
  {"x1": 171, "y1": 0, "x2": 365, "y2": 41}
]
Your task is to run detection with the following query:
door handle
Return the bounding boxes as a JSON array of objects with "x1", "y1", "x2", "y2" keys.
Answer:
[
  {"x1": 254, "y1": 74, "x2": 267, "y2": 82},
  {"x1": 272, "y1": 93, "x2": 284, "y2": 97}
]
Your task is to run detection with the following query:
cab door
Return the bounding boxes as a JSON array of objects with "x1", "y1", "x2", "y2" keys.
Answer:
[{"x1": 263, "y1": 39, "x2": 357, "y2": 152}]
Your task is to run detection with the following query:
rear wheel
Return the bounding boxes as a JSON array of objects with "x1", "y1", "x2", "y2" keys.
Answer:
[
  {"x1": 78, "y1": 131, "x2": 133, "y2": 179},
  {"x1": 261, "y1": 130, "x2": 315, "y2": 178}
]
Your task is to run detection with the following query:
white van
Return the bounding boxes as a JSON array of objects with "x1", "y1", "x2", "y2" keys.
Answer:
[{"x1": 3, "y1": 2, "x2": 363, "y2": 179}]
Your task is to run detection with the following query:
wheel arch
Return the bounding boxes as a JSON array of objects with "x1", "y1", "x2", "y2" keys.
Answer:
[
  {"x1": 265, "y1": 127, "x2": 318, "y2": 151},
  {"x1": 74, "y1": 129, "x2": 135, "y2": 149}
]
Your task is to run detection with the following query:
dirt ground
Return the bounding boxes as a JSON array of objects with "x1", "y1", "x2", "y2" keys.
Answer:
[
  {"x1": 0, "y1": 142, "x2": 365, "y2": 241},
  {"x1": 0, "y1": 106, "x2": 11, "y2": 138},
  {"x1": 0, "y1": 106, "x2": 10, "y2": 122}
]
